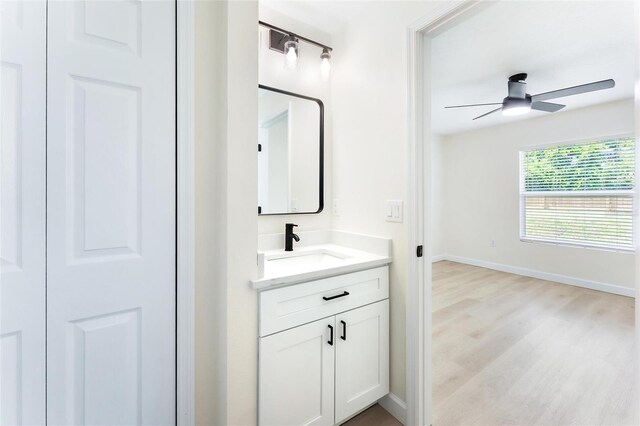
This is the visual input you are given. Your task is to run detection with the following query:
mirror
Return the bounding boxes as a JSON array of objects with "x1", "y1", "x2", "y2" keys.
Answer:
[{"x1": 258, "y1": 85, "x2": 324, "y2": 215}]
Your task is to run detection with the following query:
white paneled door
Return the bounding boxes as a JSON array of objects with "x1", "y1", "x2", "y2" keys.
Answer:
[
  {"x1": 0, "y1": 1, "x2": 47, "y2": 424},
  {"x1": 45, "y1": 1, "x2": 176, "y2": 425}
]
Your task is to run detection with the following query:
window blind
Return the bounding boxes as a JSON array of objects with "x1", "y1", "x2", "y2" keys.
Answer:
[{"x1": 520, "y1": 137, "x2": 635, "y2": 251}]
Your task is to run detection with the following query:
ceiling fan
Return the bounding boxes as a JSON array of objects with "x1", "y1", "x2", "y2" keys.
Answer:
[{"x1": 445, "y1": 73, "x2": 615, "y2": 121}]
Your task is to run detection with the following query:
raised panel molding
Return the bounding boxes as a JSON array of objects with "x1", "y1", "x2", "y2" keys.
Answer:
[
  {"x1": 0, "y1": 1, "x2": 24, "y2": 30},
  {"x1": 0, "y1": 62, "x2": 23, "y2": 270},
  {"x1": 68, "y1": 75, "x2": 141, "y2": 264},
  {"x1": 72, "y1": 0, "x2": 141, "y2": 56},
  {"x1": 67, "y1": 309, "x2": 141, "y2": 425},
  {"x1": 1, "y1": 332, "x2": 23, "y2": 426}
]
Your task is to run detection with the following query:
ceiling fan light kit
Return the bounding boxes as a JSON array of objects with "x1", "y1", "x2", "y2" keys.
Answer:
[
  {"x1": 502, "y1": 97, "x2": 531, "y2": 116},
  {"x1": 445, "y1": 73, "x2": 615, "y2": 121}
]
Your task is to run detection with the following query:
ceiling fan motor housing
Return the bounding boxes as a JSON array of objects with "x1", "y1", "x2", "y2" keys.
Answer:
[
  {"x1": 507, "y1": 81, "x2": 528, "y2": 99},
  {"x1": 502, "y1": 96, "x2": 532, "y2": 110},
  {"x1": 505, "y1": 73, "x2": 532, "y2": 113},
  {"x1": 508, "y1": 73, "x2": 528, "y2": 82}
]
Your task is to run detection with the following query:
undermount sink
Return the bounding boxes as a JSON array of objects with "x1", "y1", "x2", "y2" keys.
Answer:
[
  {"x1": 266, "y1": 249, "x2": 351, "y2": 271},
  {"x1": 252, "y1": 232, "x2": 392, "y2": 289}
]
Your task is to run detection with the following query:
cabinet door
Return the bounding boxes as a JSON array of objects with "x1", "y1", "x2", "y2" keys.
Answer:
[
  {"x1": 335, "y1": 300, "x2": 389, "y2": 424},
  {"x1": 260, "y1": 318, "x2": 336, "y2": 426}
]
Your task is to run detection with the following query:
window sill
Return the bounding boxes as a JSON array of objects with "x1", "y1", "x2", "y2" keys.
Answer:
[{"x1": 519, "y1": 237, "x2": 636, "y2": 254}]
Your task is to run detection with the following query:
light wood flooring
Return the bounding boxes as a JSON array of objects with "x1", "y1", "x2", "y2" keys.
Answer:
[
  {"x1": 433, "y1": 261, "x2": 635, "y2": 426},
  {"x1": 345, "y1": 261, "x2": 635, "y2": 426}
]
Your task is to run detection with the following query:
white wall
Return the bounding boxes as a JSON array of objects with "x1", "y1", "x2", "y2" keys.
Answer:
[
  {"x1": 258, "y1": 5, "x2": 333, "y2": 233},
  {"x1": 195, "y1": 1, "x2": 259, "y2": 424},
  {"x1": 194, "y1": 1, "x2": 227, "y2": 423},
  {"x1": 431, "y1": 133, "x2": 446, "y2": 257},
  {"x1": 331, "y1": 1, "x2": 443, "y2": 403},
  {"x1": 434, "y1": 99, "x2": 635, "y2": 290}
]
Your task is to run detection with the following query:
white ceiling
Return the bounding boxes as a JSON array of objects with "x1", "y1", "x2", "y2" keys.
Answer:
[
  {"x1": 260, "y1": 0, "x2": 369, "y2": 34},
  {"x1": 431, "y1": 1, "x2": 636, "y2": 135}
]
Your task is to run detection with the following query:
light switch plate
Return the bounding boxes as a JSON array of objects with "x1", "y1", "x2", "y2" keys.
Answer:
[{"x1": 385, "y1": 200, "x2": 403, "y2": 223}]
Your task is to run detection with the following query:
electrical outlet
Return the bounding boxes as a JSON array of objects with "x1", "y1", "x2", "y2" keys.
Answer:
[
  {"x1": 333, "y1": 198, "x2": 341, "y2": 216},
  {"x1": 490, "y1": 239, "x2": 496, "y2": 248}
]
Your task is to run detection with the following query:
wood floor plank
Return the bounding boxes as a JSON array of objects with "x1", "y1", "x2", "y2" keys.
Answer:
[{"x1": 433, "y1": 261, "x2": 635, "y2": 426}]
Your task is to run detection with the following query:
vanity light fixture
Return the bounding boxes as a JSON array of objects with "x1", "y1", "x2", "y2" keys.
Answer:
[
  {"x1": 320, "y1": 48, "x2": 331, "y2": 79},
  {"x1": 284, "y1": 36, "x2": 299, "y2": 67},
  {"x1": 259, "y1": 20, "x2": 333, "y2": 77}
]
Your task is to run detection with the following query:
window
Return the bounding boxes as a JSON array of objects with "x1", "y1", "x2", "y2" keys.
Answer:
[{"x1": 519, "y1": 137, "x2": 635, "y2": 251}]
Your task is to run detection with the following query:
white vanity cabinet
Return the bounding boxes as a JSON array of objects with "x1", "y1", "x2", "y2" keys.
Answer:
[{"x1": 258, "y1": 266, "x2": 390, "y2": 426}]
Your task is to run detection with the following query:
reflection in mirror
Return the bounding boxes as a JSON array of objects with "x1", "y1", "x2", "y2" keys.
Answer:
[{"x1": 258, "y1": 85, "x2": 324, "y2": 215}]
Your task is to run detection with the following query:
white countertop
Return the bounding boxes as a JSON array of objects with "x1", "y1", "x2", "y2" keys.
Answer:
[{"x1": 251, "y1": 243, "x2": 391, "y2": 290}]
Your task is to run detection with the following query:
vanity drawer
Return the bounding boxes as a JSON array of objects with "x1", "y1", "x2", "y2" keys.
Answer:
[{"x1": 259, "y1": 266, "x2": 389, "y2": 336}]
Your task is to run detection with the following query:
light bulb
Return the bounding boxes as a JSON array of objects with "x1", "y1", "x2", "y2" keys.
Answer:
[
  {"x1": 286, "y1": 46, "x2": 297, "y2": 65},
  {"x1": 501, "y1": 97, "x2": 531, "y2": 116},
  {"x1": 284, "y1": 37, "x2": 298, "y2": 67},
  {"x1": 502, "y1": 106, "x2": 531, "y2": 116},
  {"x1": 320, "y1": 48, "x2": 331, "y2": 79}
]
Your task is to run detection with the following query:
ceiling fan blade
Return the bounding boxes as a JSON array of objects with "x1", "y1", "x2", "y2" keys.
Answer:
[
  {"x1": 445, "y1": 102, "x2": 502, "y2": 109},
  {"x1": 472, "y1": 107, "x2": 502, "y2": 121},
  {"x1": 531, "y1": 101, "x2": 566, "y2": 113},
  {"x1": 531, "y1": 79, "x2": 615, "y2": 102}
]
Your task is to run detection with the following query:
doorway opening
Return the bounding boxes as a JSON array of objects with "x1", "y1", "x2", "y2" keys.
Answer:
[{"x1": 407, "y1": 1, "x2": 639, "y2": 424}]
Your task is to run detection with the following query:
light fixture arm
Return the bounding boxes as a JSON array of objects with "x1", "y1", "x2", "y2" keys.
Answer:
[{"x1": 258, "y1": 20, "x2": 333, "y2": 52}]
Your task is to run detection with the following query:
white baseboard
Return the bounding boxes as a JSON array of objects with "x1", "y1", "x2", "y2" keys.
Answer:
[
  {"x1": 439, "y1": 254, "x2": 635, "y2": 298},
  {"x1": 431, "y1": 254, "x2": 446, "y2": 263},
  {"x1": 378, "y1": 393, "x2": 407, "y2": 425}
]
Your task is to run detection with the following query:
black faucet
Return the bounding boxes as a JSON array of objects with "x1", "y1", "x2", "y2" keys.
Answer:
[{"x1": 285, "y1": 223, "x2": 300, "y2": 251}]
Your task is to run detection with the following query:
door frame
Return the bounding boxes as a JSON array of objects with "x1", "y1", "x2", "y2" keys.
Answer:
[
  {"x1": 177, "y1": 1, "x2": 196, "y2": 424},
  {"x1": 405, "y1": 1, "x2": 640, "y2": 424},
  {"x1": 405, "y1": 4, "x2": 483, "y2": 423}
]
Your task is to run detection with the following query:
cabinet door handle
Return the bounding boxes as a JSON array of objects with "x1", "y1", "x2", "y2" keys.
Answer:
[
  {"x1": 328, "y1": 325, "x2": 334, "y2": 346},
  {"x1": 323, "y1": 291, "x2": 349, "y2": 301},
  {"x1": 340, "y1": 320, "x2": 347, "y2": 341}
]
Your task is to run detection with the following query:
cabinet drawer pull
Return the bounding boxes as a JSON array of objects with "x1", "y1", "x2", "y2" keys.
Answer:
[
  {"x1": 340, "y1": 320, "x2": 347, "y2": 341},
  {"x1": 323, "y1": 291, "x2": 349, "y2": 301},
  {"x1": 328, "y1": 324, "x2": 334, "y2": 346}
]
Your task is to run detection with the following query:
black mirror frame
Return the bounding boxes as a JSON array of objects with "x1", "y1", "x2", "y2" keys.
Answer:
[{"x1": 258, "y1": 84, "x2": 324, "y2": 216}]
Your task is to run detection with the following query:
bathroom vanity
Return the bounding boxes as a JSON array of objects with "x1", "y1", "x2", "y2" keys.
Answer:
[
  {"x1": 252, "y1": 231, "x2": 392, "y2": 425},
  {"x1": 255, "y1": 81, "x2": 391, "y2": 425}
]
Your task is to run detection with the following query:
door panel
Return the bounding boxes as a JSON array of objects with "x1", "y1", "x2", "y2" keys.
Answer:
[
  {"x1": 0, "y1": 1, "x2": 46, "y2": 424},
  {"x1": 68, "y1": 309, "x2": 142, "y2": 425},
  {"x1": 259, "y1": 318, "x2": 335, "y2": 426},
  {"x1": 335, "y1": 300, "x2": 389, "y2": 424},
  {"x1": 46, "y1": 1, "x2": 176, "y2": 424},
  {"x1": 68, "y1": 75, "x2": 141, "y2": 262}
]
